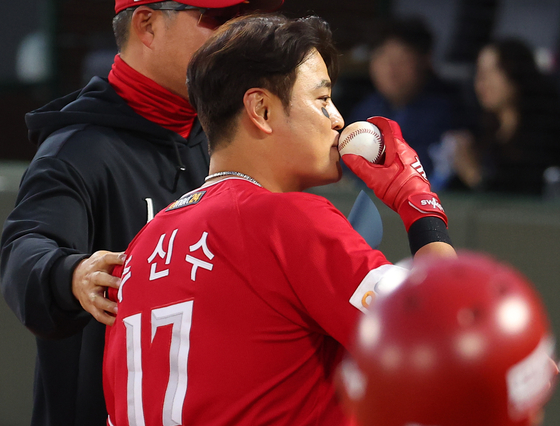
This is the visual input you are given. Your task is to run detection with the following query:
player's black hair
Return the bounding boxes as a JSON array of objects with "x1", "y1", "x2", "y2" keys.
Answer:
[{"x1": 187, "y1": 13, "x2": 339, "y2": 150}]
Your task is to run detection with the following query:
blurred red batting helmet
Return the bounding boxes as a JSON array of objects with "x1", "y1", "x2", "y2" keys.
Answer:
[{"x1": 338, "y1": 252, "x2": 558, "y2": 426}]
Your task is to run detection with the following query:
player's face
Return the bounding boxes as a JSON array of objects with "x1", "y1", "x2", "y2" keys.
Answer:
[
  {"x1": 152, "y1": 9, "x2": 216, "y2": 100},
  {"x1": 274, "y1": 50, "x2": 344, "y2": 191}
]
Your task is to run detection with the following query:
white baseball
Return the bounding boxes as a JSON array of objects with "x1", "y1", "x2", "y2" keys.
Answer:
[{"x1": 338, "y1": 121, "x2": 385, "y2": 164}]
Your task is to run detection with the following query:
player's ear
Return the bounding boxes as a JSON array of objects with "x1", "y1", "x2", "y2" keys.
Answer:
[
  {"x1": 243, "y1": 89, "x2": 273, "y2": 134},
  {"x1": 130, "y1": 6, "x2": 157, "y2": 48}
]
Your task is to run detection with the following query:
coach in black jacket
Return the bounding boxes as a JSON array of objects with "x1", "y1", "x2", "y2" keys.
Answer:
[{"x1": 0, "y1": 1, "x2": 282, "y2": 425}]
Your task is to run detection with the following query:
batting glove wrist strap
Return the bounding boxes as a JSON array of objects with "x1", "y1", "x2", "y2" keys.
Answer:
[{"x1": 397, "y1": 192, "x2": 448, "y2": 232}]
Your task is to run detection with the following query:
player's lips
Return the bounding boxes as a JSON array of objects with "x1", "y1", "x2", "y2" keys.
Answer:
[{"x1": 333, "y1": 133, "x2": 340, "y2": 148}]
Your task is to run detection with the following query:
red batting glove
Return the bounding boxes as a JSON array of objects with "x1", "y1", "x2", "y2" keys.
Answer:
[{"x1": 341, "y1": 116, "x2": 448, "y2": 231}]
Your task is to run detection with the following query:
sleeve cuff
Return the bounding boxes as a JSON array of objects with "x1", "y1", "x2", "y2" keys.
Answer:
[{"x1": 49, "y1": 253, "x2": 89, "y2": 312}]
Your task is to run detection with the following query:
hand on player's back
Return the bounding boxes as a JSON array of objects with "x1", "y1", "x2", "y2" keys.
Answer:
[{"x1": 72, "y1": 250, "x2": 124, "y2": 326}]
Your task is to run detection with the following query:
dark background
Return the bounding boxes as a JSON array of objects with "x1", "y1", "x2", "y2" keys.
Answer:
[{"x1": 3, "y1": 0, "x2": 560, "y2": 162}]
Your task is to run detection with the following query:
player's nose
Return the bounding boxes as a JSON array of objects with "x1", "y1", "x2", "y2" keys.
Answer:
[{"x1": 330, "y1": 105, "x2": 344, "y2": 131}]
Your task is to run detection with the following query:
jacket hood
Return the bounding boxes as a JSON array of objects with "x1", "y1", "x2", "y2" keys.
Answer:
[{"x1": 26, "y1": 77, "x2": 176, "y2": 147}]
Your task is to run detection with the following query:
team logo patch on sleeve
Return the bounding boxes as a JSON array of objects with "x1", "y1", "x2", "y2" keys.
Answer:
[
  {"x1": 166, "y1": 191, "x2": 206, "y2": 211},
  {"x1": 349, "y1": 264, "x2": 409, "y2": 313}
]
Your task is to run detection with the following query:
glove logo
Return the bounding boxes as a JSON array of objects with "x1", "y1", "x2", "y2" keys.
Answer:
[
  {"x1": 406, "y1": 193, "x2": 447, "y2": 219},
  {"x1": 411, "y1": 157, "x2": 427, "y2": 179},
  {"x1": 420, "y1": 197, "x2": 444, "y2": 212}
]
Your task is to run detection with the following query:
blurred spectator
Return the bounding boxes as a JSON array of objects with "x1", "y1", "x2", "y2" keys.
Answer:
[
  {"x1": 347, "y1": 16, "x2": 465, "y2": 180},
  {"x1": 449, "y1": 38, "x2": 560, "y2": 196}
]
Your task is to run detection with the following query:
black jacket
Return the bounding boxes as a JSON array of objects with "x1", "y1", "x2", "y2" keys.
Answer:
[{"x1": 0, "y1": 77, "x2": 209, "y2": 425}]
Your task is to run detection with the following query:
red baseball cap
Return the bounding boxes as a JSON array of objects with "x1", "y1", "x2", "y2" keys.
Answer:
[{"x1": 115, "y1": 0, "x2": 283, "y2": 14}]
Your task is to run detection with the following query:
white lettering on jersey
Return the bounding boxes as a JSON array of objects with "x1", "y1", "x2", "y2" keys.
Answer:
[
  {"x1": 349, "y1": 264, "x2": 409, "y2": 313},
  {"x1": 122, "y1": 301, "x2": 194, "y2": 426},
  {"x1": 147, "y1": 229, "x2": 179, "y2": 281},
  {"x1": 185, "y1": 231, "x2": 214, "y2": 281},
  {"x1": 118, "y1": 255, "x2": 133, "y2": 303},
  {"x1": 123, "y1": 313, "x2": 145, "y2": 426}
]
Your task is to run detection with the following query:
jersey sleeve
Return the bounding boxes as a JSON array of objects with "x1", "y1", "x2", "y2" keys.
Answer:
[{"x1": 257, "y1": 193, "x2": 397, "y2": 348}]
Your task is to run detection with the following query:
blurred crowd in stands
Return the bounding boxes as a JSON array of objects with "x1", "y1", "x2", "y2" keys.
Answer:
[
  {"x1": 5, "y1": 7, "x2": 560, "y2": 199},
  {"x1": 334, "y1": 15, "x2": 560, "y2": 199}
]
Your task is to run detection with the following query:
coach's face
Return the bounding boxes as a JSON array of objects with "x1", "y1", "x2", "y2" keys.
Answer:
[
  {"x1": 150, "y1": 8, "x2": 216, "y2": 100},
  {"x1": 275, "y1": 49, "x2": 344, "y2": 190}
]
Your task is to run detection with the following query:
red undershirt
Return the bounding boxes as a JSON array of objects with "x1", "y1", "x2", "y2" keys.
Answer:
[{"x1": 108, "y1": 55, "x2": 196, "y2": 138}]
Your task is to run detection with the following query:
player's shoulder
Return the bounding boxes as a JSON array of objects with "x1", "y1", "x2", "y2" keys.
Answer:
[
  {"x1": 258, "y1": 190, "x2": 335, "y2": 209},
  {"x1": 247, "y1": 190, "x2": 346, "y2": 226}
]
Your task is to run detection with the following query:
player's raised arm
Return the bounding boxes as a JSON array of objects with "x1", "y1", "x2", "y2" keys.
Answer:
[{"x1": 341, "y1": 116, "x2": 455, "y2": 258}]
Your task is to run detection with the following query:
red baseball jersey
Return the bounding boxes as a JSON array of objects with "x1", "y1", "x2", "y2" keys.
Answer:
[{"x1": 103, "y1": 178, "x2": 397, "y2": 426}]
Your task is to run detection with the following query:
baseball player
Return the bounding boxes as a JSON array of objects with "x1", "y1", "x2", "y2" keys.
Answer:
[
  {"x1": 103, "y1": 13, "x2": 455, "y2": 425},
  {"x1": 1, "y1": 1, "x2": 282, "y2": 425},
  {"x1": 337, "y1": 252, "x2": 558, "y2": 426}
]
